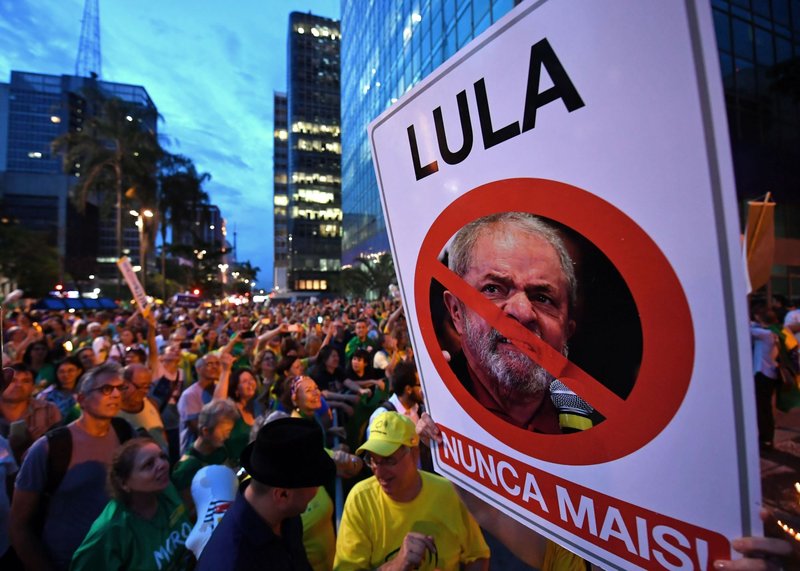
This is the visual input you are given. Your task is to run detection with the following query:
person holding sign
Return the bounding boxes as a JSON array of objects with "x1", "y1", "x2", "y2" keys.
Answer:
[
  {"x1": 334, "y1": 411, "x2": 489, "y2": 571},
  {"x1": 442, "y1": 212, "x2": 576, "y2": 433}
]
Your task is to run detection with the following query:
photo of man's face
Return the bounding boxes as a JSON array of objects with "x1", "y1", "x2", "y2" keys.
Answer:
[
  {"x1": 445, "y1": 223, "x2": 575, "y2": 400},
  {"x1": 432, "y1": 210, "x2": 642, "y2": 435}
]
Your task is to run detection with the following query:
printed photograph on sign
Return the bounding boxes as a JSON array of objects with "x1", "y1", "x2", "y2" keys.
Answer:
[
  {"x1": 429, "y1": 210, "x2": 643, "y2": 435},
  {"x1": 414, "y1": 179, "x2": 694, "y2": 464}
]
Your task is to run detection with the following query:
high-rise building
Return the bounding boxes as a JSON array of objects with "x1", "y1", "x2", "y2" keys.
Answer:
[
  {"x1": 341, "y1": 1, "x2": 800, "y2": 296},
  {"x1": 712, "y1": 0, "x2": 800, "y2": 294},
  {"x1": 341, "y1": 0, "x2": 518, "y2": 263},
  {"x1": 273, "y1": 91, "x2": 289, "y2": 291},
  {"x1": 284, "y1": 12, "x2": 342, "y2": 293},
  {"x1": 0, "y1": 71, "x2": 158, "y2": 282}
]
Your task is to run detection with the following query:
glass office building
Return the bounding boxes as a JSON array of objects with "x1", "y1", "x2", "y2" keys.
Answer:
[
  {"x1": 712, "y1": 0, "x2": 800, "y2": 295},
  {"x1": 342, "y1": 1, "x2": 800, "y2": 295},
  {"x1": 273, "y1": 92, "x2": 290, "y2": 291},
  {"x1": 285, "y1": 12, "x2": 342, "y2": 292},
  {"x1": 1, "y1": 71, "x2": 157, "y2": 281},
  {"x1": 341, "y1": 0, "x2": 518, "y2": 263}
]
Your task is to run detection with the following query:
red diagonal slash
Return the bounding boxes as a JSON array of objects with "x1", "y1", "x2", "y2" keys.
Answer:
[{"x1": 430, "y1": 262, "x2": 626, "y2": 419}]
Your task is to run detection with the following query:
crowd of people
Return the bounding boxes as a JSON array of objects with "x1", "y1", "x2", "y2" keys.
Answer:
[{"x1": 0, "y1": 291, "x2": 794, "y2": 570}]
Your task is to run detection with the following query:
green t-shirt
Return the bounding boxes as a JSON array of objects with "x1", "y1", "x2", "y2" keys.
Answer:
[
  {"x1": 70, "y1": 484, "x2": 192, "y2": 571},
  {"x1": 225, "y1": 416, "x2": 252, "y2": 466},
  {"x1": 171, "y1": 446, "x2": 230, "y2": 492}
]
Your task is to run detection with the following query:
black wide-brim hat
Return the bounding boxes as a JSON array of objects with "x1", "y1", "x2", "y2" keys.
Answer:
[{"x1": 241, "y1": 417, "x2": 335, "y2": 488}]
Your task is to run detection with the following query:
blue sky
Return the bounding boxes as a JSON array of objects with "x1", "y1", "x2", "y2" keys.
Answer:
[{"x1": 0, "y1": 0, "x2": 340, "y2": 289}]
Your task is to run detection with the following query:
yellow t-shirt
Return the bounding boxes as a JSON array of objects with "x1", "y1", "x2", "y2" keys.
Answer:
[
  {"x1": 301, "y1": 487, "x2": 335, "y2": 571},
  {"x1": 334, "y1": 471, "x2": 490, "y2": 571},
  {"x1": 542, "y1": 540, "x2": 588, "y2": 571}
]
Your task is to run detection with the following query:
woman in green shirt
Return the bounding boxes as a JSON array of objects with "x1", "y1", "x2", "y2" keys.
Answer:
[{"x1": 71, "y1": 438, "x2": 192, "y2": 571}]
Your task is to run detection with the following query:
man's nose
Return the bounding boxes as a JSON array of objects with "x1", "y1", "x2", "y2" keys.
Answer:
[{"x1": 502, "y1": 291, "x2": 538, "y2": 327}]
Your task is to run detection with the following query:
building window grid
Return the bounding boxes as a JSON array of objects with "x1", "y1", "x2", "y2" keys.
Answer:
[{"x1": 712, "y1": 0, "x2": 800, "y2": 144}]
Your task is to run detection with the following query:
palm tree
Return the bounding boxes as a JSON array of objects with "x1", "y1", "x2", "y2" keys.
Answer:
[
  {"x1": 340, "y1": 252, "x2": 397, "y2": 299},
  {"x1": 157, "y1": 154, "x2": 211, "y2": 296},
  {"x1": 52, "y1": 91, "x2": 163, "y2": 295}
]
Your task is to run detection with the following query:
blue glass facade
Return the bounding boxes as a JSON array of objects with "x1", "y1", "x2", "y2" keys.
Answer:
[
  {"x1": 340, "y1": 0, "x2": 517, "y2": 263},
  {"x1": 342, "y1": 1, "x2": 800, "y2": 295},
  {"x1": 1, "y1": 71, "x2": 157, "y2": 280},
  {"x1": 712, "y1": 0, "x2": 800, "y2": 295},
  {"x1": 286, "y1": 12, "x2": 342, "y2": 292}
]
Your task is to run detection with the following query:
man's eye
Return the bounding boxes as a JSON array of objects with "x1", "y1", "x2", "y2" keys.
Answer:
[
  {"x1": 533, "y1": 294, "x2": 553, "y2": 305},
  {"x1": 481, "y1": 284, "x2": 502, "y2": 295}
]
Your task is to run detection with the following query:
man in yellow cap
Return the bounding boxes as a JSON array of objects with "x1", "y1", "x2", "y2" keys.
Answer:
[{"x1": 334, "y1": 411, "x2": 489, "y2": 571}]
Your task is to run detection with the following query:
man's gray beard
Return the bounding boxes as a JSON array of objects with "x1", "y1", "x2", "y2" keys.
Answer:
[{"x1": 463, "y1": 316, "x2": 565, "y2": 400}]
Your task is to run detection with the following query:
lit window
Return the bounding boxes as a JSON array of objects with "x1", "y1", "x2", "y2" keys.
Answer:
[
  {"x1": 27, "y1": 151, "x2": 42, "y2": 159},
  {"x1": 50, "y1": 115, "x2": 61, "y2": 124},
  {"x1": 274, "y1": 195, "x2": 289, "y2": 207}
]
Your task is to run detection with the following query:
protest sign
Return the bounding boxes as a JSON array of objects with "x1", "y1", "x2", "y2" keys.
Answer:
[
  {"x1": 369, "y1": 1, "x2": 759, "y2": 568},
  {"x1": 117, "y1": 256, "x2": 152, "y2": 317}
]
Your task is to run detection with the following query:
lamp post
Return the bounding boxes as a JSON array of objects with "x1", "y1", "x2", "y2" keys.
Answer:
[{"x1": 130, "y1": 208, "x2": 154, "y2": 291}]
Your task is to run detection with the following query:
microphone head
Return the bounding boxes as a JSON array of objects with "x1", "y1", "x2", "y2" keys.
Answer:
[{"x1": 550, "y1": 379, "x2": 594, "y2": 416}]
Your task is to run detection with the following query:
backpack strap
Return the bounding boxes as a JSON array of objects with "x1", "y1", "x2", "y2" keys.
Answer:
[
  {"x1": 377, "y1": 400, "x2": 396, "y2": 413},
  {"x1": 110, "y1": 417, "x2": 135, "y2": 444},
  {"x1": 44, "y1": 426, "x2": 72, "y2": 496}
]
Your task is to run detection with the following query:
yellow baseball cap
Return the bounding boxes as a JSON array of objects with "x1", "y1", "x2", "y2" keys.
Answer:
[{"x1": 357, "y1": 411, "x2": 419, "y2": 457}]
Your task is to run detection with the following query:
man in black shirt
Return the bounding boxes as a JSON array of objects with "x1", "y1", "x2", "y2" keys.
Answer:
[{"x1": 197, "y1": 417, "x2": 335, "y2": 571}]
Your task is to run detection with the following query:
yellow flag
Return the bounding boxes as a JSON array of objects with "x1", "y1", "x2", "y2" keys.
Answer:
[{"x1": 743, "y1": 196, "x2": 775, "y2": 292}]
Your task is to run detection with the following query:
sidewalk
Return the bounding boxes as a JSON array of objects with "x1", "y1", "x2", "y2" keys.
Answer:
[{"x1": 761, "y1": 405, "x2": 800, "y2": 554}]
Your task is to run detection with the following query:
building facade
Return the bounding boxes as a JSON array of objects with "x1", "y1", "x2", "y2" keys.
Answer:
[
  {"x1": 712, "y1": 0, "x2": 800, "y2": 296},
  {"x1": 284, "y1": 12, "x2": 342, "y2": 293},
  {"x1": 0, "y1": 71, "x2": 158, "y2": 283},
  {"x1": 273, "y1": 91, "x2": 289, "y2": 291},
  {"x1": 341, "y1": 0, "x2": 800, "y2": 297},
  {"x1": 340, "y1": 0, "x2": 518, "y2": 264}
]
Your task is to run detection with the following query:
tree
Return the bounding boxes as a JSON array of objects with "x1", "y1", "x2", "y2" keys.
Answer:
[
  {"x1": 0, "y1": 220, "x2": 60, "y2": 298},
  {"x1": 339, "y1": 252, "x2": 397, "y2": 300},
  {"x1": 157, "y1": 153, "x2": 211, "y2": 296},
  {"x1": 52, "y1": 90, "x2": 163, "y2": 294}
]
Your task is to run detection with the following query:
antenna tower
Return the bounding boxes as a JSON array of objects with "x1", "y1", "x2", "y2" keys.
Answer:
[{"x1": 75, "y1": 0, "x2": 102, "y2": 78}]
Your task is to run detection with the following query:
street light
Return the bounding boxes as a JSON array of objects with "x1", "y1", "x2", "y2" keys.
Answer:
[{"x1": 130, "y1": 209, "x2": 154, "y2": 292}]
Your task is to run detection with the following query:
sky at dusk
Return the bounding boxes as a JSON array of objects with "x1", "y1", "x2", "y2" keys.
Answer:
[{"x1": 0, "y1": 0, "x2": 341, "y2": 289}]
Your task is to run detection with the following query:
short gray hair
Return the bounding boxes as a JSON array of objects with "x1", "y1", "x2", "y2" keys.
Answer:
[
  {"x1": 447, "y1": 212, "x2": 577, "y2": 315},
  {"x1": 78, "y1": 361, "x2": 122, "y2": 395},
  {"x1": 198, "y1": 399, "x2": 239, "y2": 432}
]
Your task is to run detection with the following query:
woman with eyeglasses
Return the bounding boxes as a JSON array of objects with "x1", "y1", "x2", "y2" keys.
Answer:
[
  {"x1": 71, "y1": 438, "x2": 192, "y2": 571},
  {"x1": 254, "y1": 349, "x2": 279, "y2": 407}
]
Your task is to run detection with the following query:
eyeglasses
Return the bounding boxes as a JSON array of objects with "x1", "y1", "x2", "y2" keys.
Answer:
[
  {"x1": 365, "y1": 447, "x2": 409, "y2": 469},
  {"x1": 89, "y1": 383, "x2": 124, "y2": 396}
]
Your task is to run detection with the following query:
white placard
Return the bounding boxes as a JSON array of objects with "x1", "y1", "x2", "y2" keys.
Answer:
[
  {"x1": 369, "y1": 1, "x2": 759, "y2": 569},
  {"x1": 117, "y1": 256, "x2": 151, "y2": 317}
]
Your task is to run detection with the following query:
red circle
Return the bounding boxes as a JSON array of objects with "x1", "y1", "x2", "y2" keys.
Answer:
[{"x1": 415, "y1": 178, "x2": 694, "y2": 465}]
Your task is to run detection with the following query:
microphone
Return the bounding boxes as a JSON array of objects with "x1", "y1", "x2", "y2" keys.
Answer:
[{"x1": 550, "y1": 379, "x2": 594, "y2": 433}]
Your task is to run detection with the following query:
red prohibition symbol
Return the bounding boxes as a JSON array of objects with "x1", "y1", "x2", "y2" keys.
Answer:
[{"x1": 415, "y1": 178, "x2": 694, "y2": 464}]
